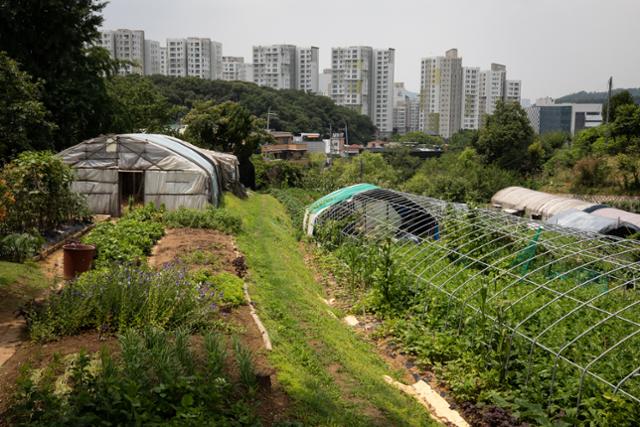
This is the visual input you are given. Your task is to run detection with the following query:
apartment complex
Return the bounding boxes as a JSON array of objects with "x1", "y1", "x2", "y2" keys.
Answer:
[
  {"x1": 419, "y1": 49, "x2": 463, "y2": 138},
  {"x1": 100, "y1": 29, "x2": 224, "y2": 80},
  {"x1": 222, "y1": 56, "x2": 253, "y2": 82},
  {"x1": 100, "y1": 29, "x2": 145, "y2": 75},
  {"x1": 393, "y1": 83, "x2": 420, "y2": 134},
  {"x1": 419, "y1": 49, "x2": 522, "y2": 137},
  {"x1": 252, "y1": 45, "x2": 319, "y2": 92},
  {"x1": 330, "y1": 46, "x2": 396, "y2": 135},
  {"x1": 318, "y1": 68, "x2": 332, "y2": 97}
]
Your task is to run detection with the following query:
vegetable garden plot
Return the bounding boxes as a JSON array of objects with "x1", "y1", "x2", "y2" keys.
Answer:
[{"x1": 307, "y1": 187, "x2": 640, "y2": 422}]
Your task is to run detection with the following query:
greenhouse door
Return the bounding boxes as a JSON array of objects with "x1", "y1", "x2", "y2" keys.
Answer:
[{"x1": 119, "y1": 171, "x2": 145, "y2": 215}]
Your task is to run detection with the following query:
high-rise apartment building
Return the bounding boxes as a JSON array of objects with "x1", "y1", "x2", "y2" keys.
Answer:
[
  {"x1": 479, "y1": 63, "x2": 507, "y2": 116},
  {"x1": 185, "y1": 38, "x2": 222, "y2": 79},
  {"x1": 252, "y1": 45, "x2": 297, "y2": 89},
  {"x1": 159, "y1": 47, "x2": 167, "y2": 75},
  {"x1": 372, "y1": 49, "x2": 395, "y2": 135},
  {"x1": 330, "y1": 46, "x2": 396, "y2": 135},
  {"x1": 144, "y1": 40, "x2": 162, "y2": 75},
  {"x1": 330, "y1": 46, "x2": 373, "y2": 116},
  {"x1": 296, "y1": 47, "x2": 319, "y2": 93},
  {"x1": 461, "y1": 67, "x2": 481, "y2": 130},
  {"x1": 505, "y1": 80, "x2": 522, "y2": 104},
  {"x1": 252, "y1": 45, "x2": 318, "y2": 91},
  {"x1": 318, "y1": 68, "x2": 332, "y2": 97},
  {"x1": 419, "y1": 48, "x2": 463, "y2": 138},
  {"x1": 393, "y1": 83, "x2": 420, "y2": 135},
  {"x1": 166, "y1": 38, "x2": 187, "y2": 77},
  {"x1": 222, "y1": 56, "x2": 254, "y2": 82},
  {"x1": 166, "y1": 38, "x2": 222, "y2": 79},
  {"x1": 100, "y1": 29, "x2": 145, "y2": 75}
]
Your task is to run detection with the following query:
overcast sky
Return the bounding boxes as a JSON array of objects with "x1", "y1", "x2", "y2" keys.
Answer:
[{"x1": 102, "y1": 0, "x2": 639, "y2": 100}]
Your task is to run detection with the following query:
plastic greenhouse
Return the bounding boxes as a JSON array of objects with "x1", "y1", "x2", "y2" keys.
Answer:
[
  {"x1": 305, "y1": 185, "x2": 640, "y2": 419},
  {"x1": 59, "y1": 134, "x2": 240, "y2": 216}
]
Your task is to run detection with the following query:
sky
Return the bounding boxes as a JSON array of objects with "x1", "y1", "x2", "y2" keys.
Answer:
[{"x1": 101, "y1": 0, "x2": 640, "y2": 101}]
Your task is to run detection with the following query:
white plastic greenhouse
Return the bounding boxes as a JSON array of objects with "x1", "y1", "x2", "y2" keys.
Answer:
[{"x1": 59, "y1": 134, "x2": 240, "y2": 216}]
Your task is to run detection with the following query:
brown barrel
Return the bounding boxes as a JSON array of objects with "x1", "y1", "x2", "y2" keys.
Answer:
[{"x1": 63, "y1": 242, "x2": 96, "y2": 280}]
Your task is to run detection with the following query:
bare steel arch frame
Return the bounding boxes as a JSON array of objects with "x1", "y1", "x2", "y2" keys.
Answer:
[{"x1": 312, "y1": 188, "x2": 640, "y2": 412}]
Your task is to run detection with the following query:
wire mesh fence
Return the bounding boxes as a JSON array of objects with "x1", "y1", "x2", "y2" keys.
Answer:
[{"x1": 309, "y1": 187, "x2": 640, "y2": 419}]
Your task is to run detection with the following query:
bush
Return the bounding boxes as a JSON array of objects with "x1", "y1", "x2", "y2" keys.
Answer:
[
  {"x1": 163, "y1": 206, "x2": 241, "y2": 234},
  {"x1": 0, "y1": 232, "x2": 44, "y2": 262},
  {"x1": 26, "y1": 264, "x2": 217, "y2": 341},
  {"x1": 571, "y1": 156, "x2": 611, "y2": 192},
  {"x1": 190, "y1": 270, "x2": 245, "y2": 308},
  {"x1": 0, "y1": 151, "x2": 90, "y2": 234},
  {"x1": 254, "y1": 156, "x2": 305, "y2": 189},
  {"x1": 7, "y1": 327, "x2": 259, "y2": 425}
]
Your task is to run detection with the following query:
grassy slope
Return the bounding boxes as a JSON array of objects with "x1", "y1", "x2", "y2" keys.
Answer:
[
  {"x1": 0, "y1": 261, "x2": 46, "y2": 317},
  {"x1": 227, "y1": 194, "x2": 436, "y2": 426}
]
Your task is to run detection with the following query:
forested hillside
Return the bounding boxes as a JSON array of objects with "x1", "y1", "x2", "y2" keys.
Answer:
[
  {"x1": 556, "y1": 88, "x2": 640, "y2": 104},
  {"x1": 149, "y1": 76, "x2": 376, "y2": 144}
]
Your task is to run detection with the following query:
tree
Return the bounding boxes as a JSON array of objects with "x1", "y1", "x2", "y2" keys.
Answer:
[
  {"x1": 474, "y1": 101, "x2": 535, "y2": 172},
  {"x1": 0, "y1": 52, "x2": 56, "y2": 161},
  {"x1": 448, "y1": 129, "x2": 479, "y2": 151},
  {"x1": 148, "y1": 76, "x2": 376, "y2": 144},
  {"x1": 0, "y1": 0, "x2": 117, "y2": 149},
  {"x1": 611, "y1": 103, "x2": 640, "y2": 149},
  {"x1": 390, "y1": 131, "x2": 444, "y2": 146},
  {"x1": 106, "y1": 75, "x2": 182, "y2": 133},
  {"x1": 603, "y1": 90, "x2": 636, "y2": 123},
  {"x1": 182, "y1": 101, "x2": 274, "y2": 188}
]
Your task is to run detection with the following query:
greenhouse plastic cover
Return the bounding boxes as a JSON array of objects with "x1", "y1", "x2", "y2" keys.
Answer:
[
  {"x1": 492, "y1": 186, "x2": 598, "y2": 220},
  {"x1": 58, "y1": 134, "x2": 234, "y2": 214},
  {"x1": 590, "y1": 207, "x2": 640, "y2": 230},
  {"x1": 546, "y1": 208, "x2": 640, "y2": 235},
  {"x1": 303, "y1": 183, "x2": 379, "y2": 235}
]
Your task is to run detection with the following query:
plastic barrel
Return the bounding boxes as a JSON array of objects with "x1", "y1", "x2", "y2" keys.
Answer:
[{"x1": 63, "y1": 242, "x2": 96, "y2": 280}]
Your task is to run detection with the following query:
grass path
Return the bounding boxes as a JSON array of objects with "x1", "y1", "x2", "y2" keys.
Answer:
[{"x1": 227, "y1": 194, "x2": 436, "y2": 426}]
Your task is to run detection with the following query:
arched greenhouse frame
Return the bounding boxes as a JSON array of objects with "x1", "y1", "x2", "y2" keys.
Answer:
[{"x1": 305, "y1": 185, "x2": 640, "y2": 422}]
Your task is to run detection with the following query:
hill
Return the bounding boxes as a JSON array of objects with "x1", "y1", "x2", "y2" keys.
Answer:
[
  {"x1": 149, "y1": 76, "x2": 376, "y2": 144},
  {"x1": 556, "y1": 88, "x2": 640, "y2": 104}
]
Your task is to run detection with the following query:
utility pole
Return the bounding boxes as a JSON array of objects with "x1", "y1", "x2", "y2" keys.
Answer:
[
  {"x1": 266, "y1": 106, "x2": 271, "y2": 131},
  {"x1": 606, "y1": 76, "x2": 613, "y2": 125}
]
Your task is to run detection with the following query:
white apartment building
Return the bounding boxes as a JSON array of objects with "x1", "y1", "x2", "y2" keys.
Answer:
[
  {"x1": 372, "y1": 49, "x2": 395, "y2": 135},
  {"x1": 319, "y1": 68, "x2": 332, "y2": 97},
  {"x1": 330, "y1": 46, "x2": 373, "y2": 115},
  {"x1": 100, "y1": 29, "x2": 145, "y2": 75},
  {"x1": 296, "y1": 47, "x2": 319, "y2": 93},
  {"x1": 461, "y1": 67, "x2": 480, "y2": 130},
  {"x1": 479, "y1": 63, "x2": 507, "y2": 116},
  {"x1": 166, "y1": 38, "x2": 222, "y2": 79},
  {"x1": 393, "y1": 82, "x2": 420, "y2": 135},
  {"x1": 419, "y1": 48, "x2": 463, "y2": 138},
  {"x1": 159, "y1": 47, "x2": 167, "y2": 75},
  {"x1": 144, "y1": 40, "x2": 162, "y2": 75},
  {"x1": 252, "y1": 45, "x2": 297, "y2": 89},
  {"x1": 222, "y1": 57, "x2": 254, "y2": 82},
  {"x1": 505, "y1": 80, "x2": 522, "y2": 104},
  {"x1": 166, "y1": 38, "x2": 187, "y2": 77},
  {"x1": 222, "y1": 56, "x2": 243, "y2": 80}
]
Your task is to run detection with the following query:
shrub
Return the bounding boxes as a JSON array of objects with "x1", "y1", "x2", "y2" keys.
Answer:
[
  {"x1": 0, "y1": 151, "x2": 90, "y2": 234},
  {"x1": 190, "y1": 270, "x2": 245, "y2": 308},
  {"x1": 25, "y1": 264, "x2": 217, "y2": 341},
  {"x1": 0, "y1": 232, "x2": 44, "y2": 262},
  {"x1": 571, "y1": 156, "x2": 611, "y2": 192},
  {"x1": 163, "y1": 206, "x2": 242, "y2": 234},
  {"x1": 7, "y1": 327, "x2": 259, "y2": 425},
  {"x1": 254, "y1": 156, "x2": 305, "y2": 189}
]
